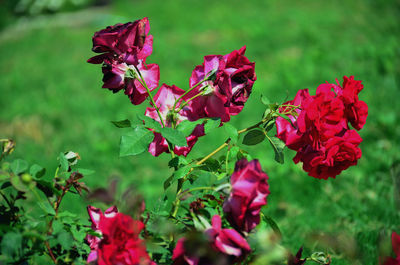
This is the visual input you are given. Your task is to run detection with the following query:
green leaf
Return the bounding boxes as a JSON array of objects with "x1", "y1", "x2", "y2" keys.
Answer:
[
  {"x1": 161, "y1": 127, "x2": 187, "y2": 147},
  {"x1": 52, "y1": 220, "x2": 64, "y2": 234},
  {"x1": 191, "y1": 170, "x2": 217, "y2": 187},
  {"x1": 260, "y1": 94, "x2": 271, "y2": 105},
  {"x1": 57, "y1": 231, "x2": 74, "y2": 250},
  {"x1": 10, "y1": 159, "x2": 28, "y2": 175},
  {"x1": 267, "y1": 136, "x2": 285, "y2": 164},
  {"x1": 139, "y1": 114, "x2": 162, "y2": 132},
  {"x1": 1, "y1": 232, "x2": 22, "y2": 258},
  {"x1": 111, "y1": 119, "x2": 131, "y2": 128},
  {"x1": 120, "y1": 126, "x2": 154, "y2": 157},
  {"x1": 76, "y1": 168, "x2": 95, "y2": 176},
  {"x1": 30, "y1": 164, "x2": 45, "y2": 179},
  {"x1": 58, "y1": 152, "x2": 69, "y2": 172},
  {"x1": 38, "y1": 200, "x2": 56, "y2": 215},
  {"x1": 224, "y1": 124, "x2": 238, "y2": 143},
  {"x1": 263, "y1": 215, "x2": 282, "y2": 238},
  {"x1": 176, "y1": 120, "x2": 203, "y2": 137},
  {"x1": 204, "y1": 118, "x2": 221, "y2": 134},
  {"x1": 228, "y1": 146, "x2": 240, "y2": 161},
  {"x1": 168, "y1": 157, "x2": 188, "y2": 169},
  {"x1": 242, "y1": 130, "x2": 265, "y2": 145}
]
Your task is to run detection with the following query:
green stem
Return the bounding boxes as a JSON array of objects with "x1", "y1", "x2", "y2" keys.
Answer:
[
  {"x1": 178, "y1": 186, "x2": 216, "y2": 200},
  {"x1": 135, "y1": 66, "x2": 166, "y2": 128},
  {"x1": 171, "y1": 114, "x2": 275, "y2": 218},
  {"x1": 177, "y1": 91, "x2": 205, "y2": 112},
  {"x1": 172, "y1": 75, "x2": 209, "y2": 111}
]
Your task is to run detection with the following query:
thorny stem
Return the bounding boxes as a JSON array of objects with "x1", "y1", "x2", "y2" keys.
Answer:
[{"x1": 134, "y1": 65, "x2": 166, "y2": 128}]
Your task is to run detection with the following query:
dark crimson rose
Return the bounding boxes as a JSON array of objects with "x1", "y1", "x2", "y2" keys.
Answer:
[
  {"x1": 223, "y1": 159, "x2": 270, "y2": 233},
  {"x1": 145, "y1": 84, "x2": 204, "y2": 157},
  {"x1": 88, "y1": 18, "x2": 159, "y2": 105},
  {"x1": 88, "y1": 18, "x2": 153, "y2": 65},
  {"x1": 205, "y1": 215, "x2": 251, "y2": 262},
  {"x1": 188, "y1": 46, "x2": 256, "y2": 122},
  {"x1": 276, "y1": 76, "x2": 367, "y2": 179},
  {"x1": 383, "y1": 232, "x2": 400, "y2": 265},
  {"x1": 97, "y1": 213, "x2": 155, "y2": 265},
  {"x1": 86, "y1": 205, "x2": 118, "y2": 263}
]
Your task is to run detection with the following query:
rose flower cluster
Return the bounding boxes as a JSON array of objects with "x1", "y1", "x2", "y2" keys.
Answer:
[
  {"x1": 276, "y1": 76, "x2": 368, "y2": 179},
  {"x1": 88, "y1": 18, "x2": 256, "y2": 157},
  {"x1": 173, "y1": 159, "x2": 270, "y2": 264}
]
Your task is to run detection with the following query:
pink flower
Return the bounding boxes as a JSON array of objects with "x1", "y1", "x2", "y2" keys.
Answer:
[
  {"x1": 206, "y1": 215, "x2": 251, "y2": 262},
  {"x1": 276, "y1": 76, "x2": 368, "y2": 179},
  {"x1": 145, "y1": 84, "x2": 204, "y2": 157},
  {"x1": 88, "y1": 18, "x2": 160, "y2": 105},
  {"x1": 86, "y1": 205, "x2": 118, "y2": 263},
  {"x1": 188, "y1": 46, "x2": 256, "y2": 122},
  {"x1": 223, "y1": 159, "x2": 270, "y2": 233},
  {"x1": 384, "y1": 232, "x2": 400, "y2": 265},
  {"x1": 86, "y1": 206, "x2": 155, "y2": 265}
]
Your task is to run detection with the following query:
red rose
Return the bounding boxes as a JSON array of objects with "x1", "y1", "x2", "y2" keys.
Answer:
[
  {"x1": 383, "y1": 232, "x2": 400, "y2": 265},
  {"x1": 188, "y1": 46, "x2": 256, "y2": 122},
  {"x1": 88, "y1": 18, "x2": 160, "y2": 105},
  {"x1": 145, "y1": 84, "x2": 204, "y2": 157},
  {"x1": 86, "y1": 206, "x2": 155, "y2": 265},
  {"x1": 86, "y1": 205, "x2": 118, "y2": 263},
  {"x1": 293, "y1": 130, "x2": 362, "y2": 179},
  {"x1": 223, "y1": 159, "x2": 270, "y2": 232},
  {"x1": 334, "y1": 76, "x2": 368, "y2": 130},
  {"x1": 276, "y1": 76, "x2": 367, "y2": 179}
]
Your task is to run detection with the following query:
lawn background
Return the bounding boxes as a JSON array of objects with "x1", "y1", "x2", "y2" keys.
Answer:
[{"x1": 0, "y1": 0, "x2": 399, "y2": 264}]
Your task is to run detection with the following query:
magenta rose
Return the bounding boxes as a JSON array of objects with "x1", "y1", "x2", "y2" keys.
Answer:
[
  {"x1": 86, "y1": 205, "x2": 118, "y2": 263},
  {"x1": 88, "y1": 18, "x2": 160, "y2": 105},
  {"x1": 145, "y1": 84, "x2": 204, "y2": 157},
  {"x1": 223, "y1": 159, "x2": 270, "y2": 233},
  {"x1": 188, "y1": 46, "x2": 256, "y2": 122},
  {"x1": 383, "y1": 232, "x2": 400, "y2": 265}
]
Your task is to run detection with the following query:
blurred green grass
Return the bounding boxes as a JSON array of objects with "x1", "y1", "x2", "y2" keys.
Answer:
[{"x1": 0, "y1": 0, "x2": 399, "y2": 264}]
